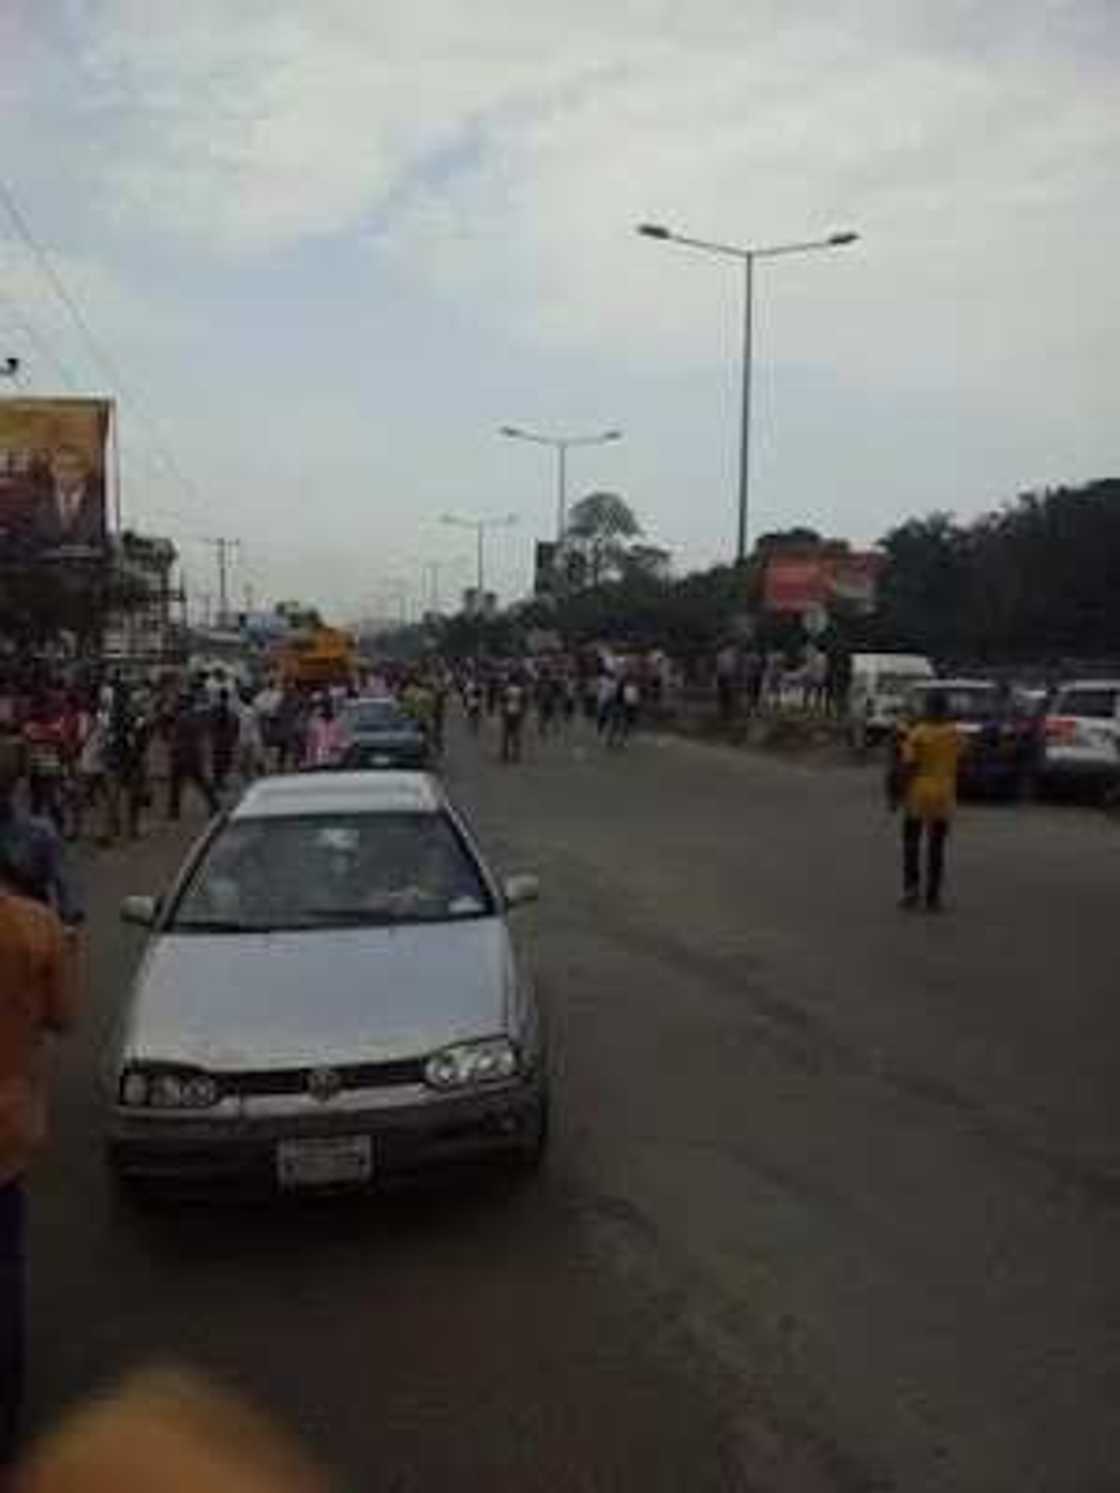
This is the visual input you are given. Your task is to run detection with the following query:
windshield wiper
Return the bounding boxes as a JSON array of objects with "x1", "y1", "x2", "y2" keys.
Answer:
[
  {"x1": 300, "y1": 907, "x2": 404, "y2": 926},
  {"x1": 171, "y1": 918, "x2": 282, "y2": 933}
]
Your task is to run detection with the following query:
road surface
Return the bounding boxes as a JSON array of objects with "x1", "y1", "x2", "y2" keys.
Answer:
[{"x1": 26, "y1": 718, "x2": 1120, "y2": 1491}]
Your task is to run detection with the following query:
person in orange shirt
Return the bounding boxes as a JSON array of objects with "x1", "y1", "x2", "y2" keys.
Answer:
[
  {"x1": 14, "y1": 1367, "x2": 329, "y2": 1493},
  {"x1": 0, "y1": 850, "x2": 76, "y2": 1465},
  {"x1": 891, "y1": 691, "x2": 962, "y2": 912}
]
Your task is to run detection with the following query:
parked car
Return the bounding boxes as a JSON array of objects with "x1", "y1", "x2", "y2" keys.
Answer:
[
  {"x1": 1038, "y1": 680, "x2": 1120, "y2": 798},
  {"x1": 337, "y1": 696, "x2": 429, "y2": 770},
  {"x1": 896, "y1": 679, "x2": 1041, "y2": 798},
  {"x1": 107, "y1": 771, "x2": 547, "y2": 1195},
  {"x1": 849, "y1": 652, "x2": 935, "y2": 743}
]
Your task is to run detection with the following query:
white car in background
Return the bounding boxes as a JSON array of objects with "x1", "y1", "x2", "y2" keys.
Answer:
[
  {"x1": 1040, "y1": 681, "x2": 1120, "y2": 796},
  {"x1": 848, "y1": 652, "x2": 935, "y2": 743}
]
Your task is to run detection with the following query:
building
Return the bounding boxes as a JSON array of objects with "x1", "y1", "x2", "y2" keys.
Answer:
[{"x1": 102, "y1": 531, "x2": 181, "y2": 667}]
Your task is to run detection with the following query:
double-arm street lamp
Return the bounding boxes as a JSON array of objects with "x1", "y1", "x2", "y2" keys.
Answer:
[
  {"x1": 637, "y1": 222, "x2": 859, "y2": 565},
  {"x1": 441, "y1": 512, "x2": 518, "y2": 596},
  {"x1": 499, "y1": 425, "x2": 622, "y2": 543}
]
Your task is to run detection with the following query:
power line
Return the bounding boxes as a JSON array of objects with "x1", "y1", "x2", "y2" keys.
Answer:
[
  {"x1": 0, "y1": 176, "x2": 203, "y2": 512},
  {"x1": 0, "y1": 285, "x2": 81, "y2": 392}
]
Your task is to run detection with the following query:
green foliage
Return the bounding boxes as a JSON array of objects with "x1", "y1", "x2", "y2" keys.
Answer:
[
  {"x1": 565, "y1": 491, "x2": 642, "y2": 588},
  {"x1": 878, "y1": 480, "x2": 1120, "y2": 661}
]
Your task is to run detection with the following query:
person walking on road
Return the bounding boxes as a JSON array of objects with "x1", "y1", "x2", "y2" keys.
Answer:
[
  {"x1": 464, "y1": 678, "x2": 483, "y2": 736},
  {"x1": 0, "y1": 741, "x2": 84, "y2": 930},
  {"x1": 303, "y1": 695, "x2": 344, "y2": 769},
  {"x1": 500, "y1": 675, "x2": 527, "y2": 763},
  {"x1": 535, "y1": 671, "x2": 559, "y2": 740},
  {"x1": 103, "y1": 685, "x2": 151, "y2": 842},
  {"x1": 889, "y1": 691, "x2": 962, "y2": 912},
  {"x1": 166, "y1": 691, "x2": 218, "y2": 822},
  {"x1": 595, "y1": 671, "x2": 616, "y2": 736},
  {"x1": 0, "y1": 844, "x2": 75, "y2": 1466},
  {"x1": 209, "y1": 688, "x2": 240, "y2": 797}
]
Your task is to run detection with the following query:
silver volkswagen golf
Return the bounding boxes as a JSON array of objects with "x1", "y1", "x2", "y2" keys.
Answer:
[{"x1": 107, "y1": 771, "x2": 546, "y2": 1193}]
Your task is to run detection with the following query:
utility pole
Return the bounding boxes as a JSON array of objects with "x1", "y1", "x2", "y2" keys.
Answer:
[
  {"x1": 201, "y1": 537, "x2": 241, "y2": 628},
  {"x1": 441, "y1": 513, "x2": 518, "y2": 596}
]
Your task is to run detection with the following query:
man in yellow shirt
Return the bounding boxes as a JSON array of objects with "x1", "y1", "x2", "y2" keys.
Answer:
[{"x1": 893, "y1": 691, "x2": 962, "y2": 911}]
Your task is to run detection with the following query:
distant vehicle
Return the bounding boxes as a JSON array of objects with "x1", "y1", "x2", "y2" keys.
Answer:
[
  {"x1": 1038, "y1": 680, "x2": 1120, "y2": 797},
  {"x1": 276, "y1": 626, "x2": 356, "y2": 691},
  {"x1": 898, "y1": 678, "x2": 1041, "y2": 798},
  {"x1": 107, "y1": 771, "x2": 547, "y2": 1196},
  {"x1": 338, "y1": 696, "x2": 429, "y2": 770},
  {"x1": 849, "y1": 652, "x2": 935, "y2": 742}
]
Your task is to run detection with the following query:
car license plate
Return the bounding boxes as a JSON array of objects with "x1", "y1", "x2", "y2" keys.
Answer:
[
  {"x1": 276, "y1": 1136, "x2": 372, "y2": 1188},
  {"x1": 373, "y1": 754, "x2": 392, "y2": 766}
]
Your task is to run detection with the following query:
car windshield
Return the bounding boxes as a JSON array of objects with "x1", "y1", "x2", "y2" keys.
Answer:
[
  {"x1": 345, "y1": 701, "x2": 408, "y2": 731},
  {"x1": 1055, "y1": 689, "x2": 1119, "y2": 720},
  {"x1": 171, "y1": 812, "x2": 491, "y2": 931},
  {"x1": 877, "y1": 672, "x2": 930, "y2": 694},
  {"x1": 916, "y1": 688, "x2": 997, "y2": 722}
]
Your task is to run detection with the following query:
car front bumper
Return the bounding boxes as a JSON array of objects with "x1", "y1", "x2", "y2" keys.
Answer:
[
  {"x1": 106, "y1": 1081, "x2": 544, "y2": 1192},
  {"x1": 1040, "y1": 754, "x2": 1119, "y2": 784}
]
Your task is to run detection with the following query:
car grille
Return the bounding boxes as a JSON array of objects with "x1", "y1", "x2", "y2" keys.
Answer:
[{"x1": 222, "y1": 1059, "x2": 425, "y2": 1097}]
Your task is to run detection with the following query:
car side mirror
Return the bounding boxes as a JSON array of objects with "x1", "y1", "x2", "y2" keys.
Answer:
[
  {"x1": 120, "y1": 895, "x2": 159, "y2": 928},
  {"x1": 503, "y1": 874, "x2": 540, "y2": 909}
]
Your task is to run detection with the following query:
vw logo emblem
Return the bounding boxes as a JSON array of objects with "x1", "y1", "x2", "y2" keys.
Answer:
[{"x1": 307, "y1": 1066, "x2": 342, "y2": 1103}]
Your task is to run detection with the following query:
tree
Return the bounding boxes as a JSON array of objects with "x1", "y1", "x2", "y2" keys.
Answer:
[
  {"x1": 565, "y1": 492, "x2": 642, "y2": 588},
  {"x1": 875, "y1": 481, "x2": 1120, "y2": 663},
  {"x1": 620, "y1": 544, "x2": 671, "y2": 582}
]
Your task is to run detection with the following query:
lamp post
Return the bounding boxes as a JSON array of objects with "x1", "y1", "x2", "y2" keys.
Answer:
[
  {"x1": 499, "y1": 426, "x2": 621, "y2": 543},
  {"x1": 637, "y1": 223, "x2": 858, "y2": 565},
  {"x1": 441, "y1": 512, "x2": 518, "y2": 598}
]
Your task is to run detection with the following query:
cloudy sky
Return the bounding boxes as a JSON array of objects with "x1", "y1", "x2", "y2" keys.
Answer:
[{"x1": 2, "y1": 0, "x2": 1117, "y2": 618}]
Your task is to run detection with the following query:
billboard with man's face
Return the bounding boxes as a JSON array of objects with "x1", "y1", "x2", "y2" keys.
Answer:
[{"x1": 0, "y1": 397, "x2": 111, "y2": 558}]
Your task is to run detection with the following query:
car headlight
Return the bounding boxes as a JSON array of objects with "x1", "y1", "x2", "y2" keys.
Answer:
[
  {"x1": 118, "y1": 1067, "x2": 220, "y2": 1110},
  {"x1": 424, "y1": 1038, "x2": 520, "y2": 1091}
]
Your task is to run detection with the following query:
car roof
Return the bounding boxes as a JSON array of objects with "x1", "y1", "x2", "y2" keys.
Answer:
[{"x1": 232, "y1": 771, "x2": 442, "y2": 820}]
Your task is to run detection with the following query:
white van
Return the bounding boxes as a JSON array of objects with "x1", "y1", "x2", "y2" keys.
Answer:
[{"x1": 849, "y1": 652, "x2": 935, "y2": 742}]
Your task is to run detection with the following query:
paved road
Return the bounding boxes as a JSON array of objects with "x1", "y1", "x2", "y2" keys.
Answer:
[{"x1": 26, "y1": 719, "x2": 1120, "y2": 1491}]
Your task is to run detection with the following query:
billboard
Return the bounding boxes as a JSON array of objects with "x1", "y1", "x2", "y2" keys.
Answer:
[
  {"x1": 0, "y1": 397, "x2": 111, "y2": 558},
  {"x1": 763, "y1": 550, "x2": 884, "y2": 614},
  {"x1": 763, "y1": 556, "x2": 827, "y2": 612}
]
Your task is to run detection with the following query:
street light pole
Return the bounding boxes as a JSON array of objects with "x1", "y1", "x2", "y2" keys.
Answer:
[
  {"x1": 738, "y1": 251, "x2": 754, "y2": 568},
  {"x1": 556, "y1": 442, "x2": 567, "y2": 546},
  {"x1": 637, "y1": 223, "x2": 858, "y2": 565},
  {"x1": 499, "y1": 426, "x2": 622, "y2": 543},
  {"x1": 441, "y1": 513, "x2": 518, "y2": 599}
]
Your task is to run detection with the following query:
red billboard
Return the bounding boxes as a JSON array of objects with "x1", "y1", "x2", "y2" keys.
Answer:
[
  {"x1": 763, "y1": 556, "x2": 828, "y2": 612},
  {"x1": 763, "y1": 550, "x2": 883, "y2": 613}
]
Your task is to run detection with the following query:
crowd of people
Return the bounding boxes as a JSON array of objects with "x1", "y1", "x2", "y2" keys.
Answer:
[
  {"x1": 0, "y1": 648, "x2": 657, "y2": 861},
  {"x1": 450, "y1": 657, "x2": 651, "y2": 764},
  {"x1": 714, "y1": 640, "x2": 852, "y2": 723}
]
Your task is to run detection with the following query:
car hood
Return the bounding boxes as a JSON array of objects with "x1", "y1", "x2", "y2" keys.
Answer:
[
  {"x1": 123, "y1": 919, "x2": 513, "y2": 1071},
  {"x1": 347, "y1": 727, "x2": 423, "y2": 747}
]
